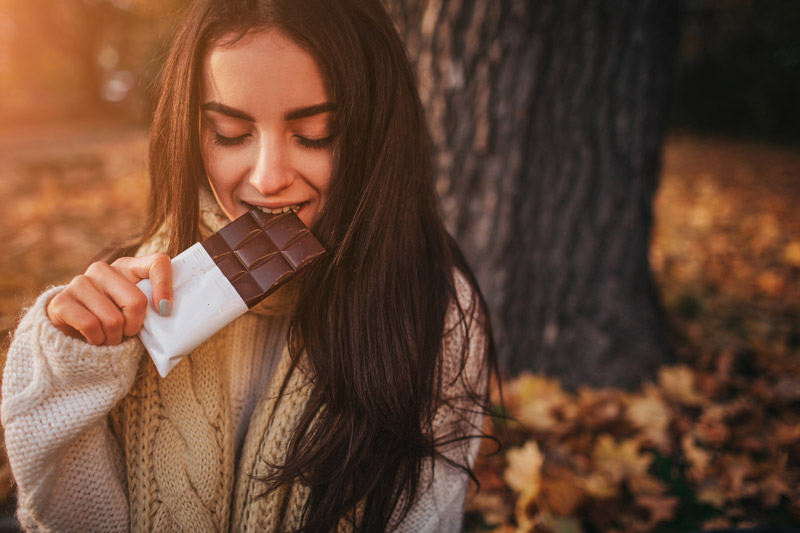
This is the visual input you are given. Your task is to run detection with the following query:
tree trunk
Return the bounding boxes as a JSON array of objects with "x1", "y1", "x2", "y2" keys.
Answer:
[{"x1": 388, "y1": 0, "x2": 679, "y2": 389}]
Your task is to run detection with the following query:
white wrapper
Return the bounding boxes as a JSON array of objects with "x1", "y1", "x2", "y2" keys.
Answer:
[{"x1": 137, "y1": 242, "x2": 248, "y2": 377}]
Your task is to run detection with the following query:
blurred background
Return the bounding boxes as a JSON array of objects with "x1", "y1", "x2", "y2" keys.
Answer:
[{"x1": 0, "y1": 0, "x2": 799, "y2": 531}]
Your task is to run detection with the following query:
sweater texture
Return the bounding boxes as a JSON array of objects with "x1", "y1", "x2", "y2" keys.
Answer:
[{"x1": 1, "y1": 189, "x2": 488, "y2": 532}]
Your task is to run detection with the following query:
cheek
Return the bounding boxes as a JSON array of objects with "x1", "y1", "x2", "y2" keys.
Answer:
[
  {"x1": 305, "y1": 153, "x2": 333, "y2": 199},
  {"x1": 202, "y1": 142, "x2": 246, "y2": 194}
]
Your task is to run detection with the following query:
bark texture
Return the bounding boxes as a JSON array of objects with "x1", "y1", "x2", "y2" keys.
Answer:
[{"x1": 388, "y1": 0, "x2": 679, "y2": 388}]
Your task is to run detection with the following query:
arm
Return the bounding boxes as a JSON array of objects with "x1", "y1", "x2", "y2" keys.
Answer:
[
  {"x1": 2, "y1": 286, "x2": 144, "y2": 532},
  {"x1": 392, "y1": 272, "x2": 490, "y2": 532}
]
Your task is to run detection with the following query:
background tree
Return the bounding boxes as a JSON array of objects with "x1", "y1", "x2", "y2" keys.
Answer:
[{"x1": 387, "y1": 0, "x2": 680, "y2": 388}]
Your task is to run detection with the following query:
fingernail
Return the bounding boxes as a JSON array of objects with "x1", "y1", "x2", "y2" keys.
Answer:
[{"x1": 158, "y1": 299, "x2": 171, "y2": 317}]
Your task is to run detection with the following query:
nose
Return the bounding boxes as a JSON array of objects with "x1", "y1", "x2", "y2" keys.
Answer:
[{"x1": 248, "y1": 136, "x2": 294, "y2": 195}]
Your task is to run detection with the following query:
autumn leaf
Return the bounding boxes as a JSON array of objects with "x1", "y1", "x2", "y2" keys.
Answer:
[
  {"x1": 580, "y1": 472, "x2": 618, "y2": 500},
  {"x1": 681, "y1": 433, "x2": 711, "y2": 482},
  {"x1": 759, "y1": 472, "x2": 790, "y2": 508},
  {"x1": 718, "y1": 453, "x2": 758, "y2": 500},
  {"x1": 540, "y1": 465, "x2": 585, "y2": 516},
  {"x1": 756, "y1": 270, "x2": 786, "y2": 296},
  {"x1": 626, "y1": 384, "x2": 671, "y2": 452},
  {"x1": 658, "y1": 365, "x2": 706, "y2": 406},
  {"x1": 592, "y1": 435, "x2": 652, "y2": 482},
  {"x1": 505, "y1": 441, "x2": 544, "y2": 497},
  {"x1": 510, "y1": 374, "x2": 575, "y2": 433},
  {"x1": 694, "y1": 405, "x2": 731, "y2": 446},
  {"x1": 783, "y1": 241, "x2": 800, "y2": 267},
  {"x1": 631, "y1": 495, "x2": 678, "y2": 533},
  {"x1": 576, "y1": 388, "x2": 625, "y2": 431}
]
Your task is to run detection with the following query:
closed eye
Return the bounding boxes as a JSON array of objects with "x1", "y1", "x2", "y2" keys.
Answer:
[
  {"x1": 296, "y1": 134, "x2": 334, "y2": 150},
  {"x1": 213, "y1": 132, "x2": 249, "y2": 147}
]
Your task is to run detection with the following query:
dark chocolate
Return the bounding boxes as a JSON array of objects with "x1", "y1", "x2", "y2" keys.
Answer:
[{"x1": 201, "y1": 208, "x2": 325, "y2": 307}]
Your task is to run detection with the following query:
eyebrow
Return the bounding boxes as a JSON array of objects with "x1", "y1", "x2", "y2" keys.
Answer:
[{"x1": 201, "y1": 101, "x2": 336, "y2": 122}]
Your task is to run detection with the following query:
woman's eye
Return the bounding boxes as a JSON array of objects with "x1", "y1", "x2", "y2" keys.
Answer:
[
  {"x1": 213, "y1": 132, "x2": 249, "y2": 147},
  {"x1": 296, "y1": 134, "x2": 334, "y2": 150}
]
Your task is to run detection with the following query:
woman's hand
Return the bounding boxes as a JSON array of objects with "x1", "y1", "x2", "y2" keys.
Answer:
[{"x1": 46, "y1": 253, "x2": 173, "y2": 346}]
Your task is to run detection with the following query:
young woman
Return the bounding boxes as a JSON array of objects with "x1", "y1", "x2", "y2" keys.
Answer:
[{"x1": 1, "y1": 0, "x2": 495, "y2": 531}]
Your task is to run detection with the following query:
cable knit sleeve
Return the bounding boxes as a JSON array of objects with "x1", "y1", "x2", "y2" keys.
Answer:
[
  {"x1": 392, "y1": 271, "x2": 490, "y2": 532},
  {"x1": 1, "y1": 286, "x2": 144, "y2": 532}
]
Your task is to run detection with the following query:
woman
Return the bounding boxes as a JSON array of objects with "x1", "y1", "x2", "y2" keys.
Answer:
[{"x1": 1, "y1": 0, "x2": 495, "y2": 531}]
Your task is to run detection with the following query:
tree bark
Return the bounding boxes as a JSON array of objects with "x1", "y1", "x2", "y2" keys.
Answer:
[{"x1": 388, "y1": 0, "x2": 679, "y2": 389}]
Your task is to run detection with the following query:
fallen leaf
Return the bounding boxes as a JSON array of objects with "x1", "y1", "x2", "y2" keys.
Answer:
[
  {"x1": 592, "y1": 435, "x2": 652, "y2": 486},
  {"x1": 512, "y1": 374, "x2": 575, "y2": 433},
  {"x1": 631, "y1": 495, "x2": 678, "y2": 533},
  {"x1": 540, "y1": 465, "x2": 584, "y2": 516},
  {"x1": 782, "y1": 241, "x2": 800, "y2": 267},
  {"x1": 719, "y1": 454, "x2": 758, "y2": 500},
  {"x1": 505, "y1": 441, "x2": 544, "y2": 498},
  {"x1": 580, "y1": 472, "x2": 619, "y2": 499},
  {"x1": 681, "y1": 434, "x2": 711, "y2": 482},
  {"x1": 694, "y1": 405, "x2": 731, "y2": 446},
  {"x1": 576, "y1": 388, "x2": 625, "y2": 430},
  {"x1": 773, "y1": 377, "x2": 800, "y2": 403},
  {"x1": 697, "y1": 481, "x2": 727, "y2": 508},
  {"x1": 626, "y1": 384, "x2": 672, "y2": 452},
  {"x1": 756, "y1": 270, "x2": 786, "y2": 296},
  {"x1": 702, "y1": 517, "x2": 732, "y2": 530},
  {"x1": 659, "y1": 365, "x2": 706, "y2": 406},
  {"x1": 759, "y1": 472, "x2": 790, "y2": 508}
]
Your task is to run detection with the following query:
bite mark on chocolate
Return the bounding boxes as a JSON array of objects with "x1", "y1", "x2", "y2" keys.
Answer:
[{"x1": 201, "y1": 209, "x2": 325, "y2": 307}]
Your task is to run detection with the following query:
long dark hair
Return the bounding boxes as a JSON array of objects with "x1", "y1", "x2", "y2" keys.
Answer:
[{"x1": 125, "y1": 0, "x2": 497, "y2": 530}]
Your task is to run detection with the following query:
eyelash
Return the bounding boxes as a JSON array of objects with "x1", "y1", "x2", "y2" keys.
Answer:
[
  {"x1": 296, "y1": 134, "x2": 334, "y2": 150},
  {"x1": 211, "y1": 132, "x2": 334, "y2": 149},
  {"x1": 213, "y1": 133, "x2": 248, "y2": 147}
]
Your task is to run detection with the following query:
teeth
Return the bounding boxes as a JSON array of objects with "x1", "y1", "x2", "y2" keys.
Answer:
[{"x1": 256, "y1": 203, "x2": 302, "y2": 215}]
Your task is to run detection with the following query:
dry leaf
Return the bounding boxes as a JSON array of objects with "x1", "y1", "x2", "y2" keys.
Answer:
[
  {"x1": 697, "y1": 481, "x2": 727, "y2": 508},
  {"x1": 512, "y1": 374, "x2": 575, "y2": 433},
  {"x1": 580, "y1": 472, "x2": 619, "y2": 499},
  {"x1": 694, "y1": 405, "x2": 730, "y2": 446},
  {"x1": 681, "y1": 434, "x2": 711, "y2": 482},
  {"x1": 773, "y1": 377, "x2": 800, "y2": 403},
  {"x1": 772, "y1": 421, "x2": 800, "y2": 446},
  {"x1": 756, "y1": 270, "x2": 786, "y2": 296},
  {"x1": 783, "y1": 241, "x2": 800, "y2": 267},
  {"x1": 659, "y1": 365, "x2": 706, "y2": 406},
  {"x1": 626, "y1": 384, "x2": 671, "y2": 452},
  {"x1": 592, "y1": 435, "x2": 652, "y2": 486},
  {"x1": 540, "y1": 465, "x2": 584, "y2": 516},
  {"x1": 505, "y1": 441, "x2": 544, "y2": 498},
  {"x1": 719, "y1": 454, "x2": 758, "y2": 500},
  {"x1": 758, "y1": 472, "x2": 790, "y2": 508},
  {"x1": 702, "y1": 517, "x2": 732, "y2": 530},
  {"x1": 576, "y1": 388, "x2": 625, "y2": 430},
  {"x1": 631, "y1": 495, "x2": 678, "y2": 533}
]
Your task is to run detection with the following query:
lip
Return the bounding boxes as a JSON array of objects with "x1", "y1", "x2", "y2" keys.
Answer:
[
  {"x1": 242, "y1": 200, "x2": 310, "y2": 218},
  {"x1": 243, "y1": 200, "x2": 307, "y2": 210}
]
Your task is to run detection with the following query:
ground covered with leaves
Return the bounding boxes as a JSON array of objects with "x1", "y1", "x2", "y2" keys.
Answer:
[
  {"x1": 465, "y1": 134, "x2": 800, "y2": 532},
  {"x1": 0, "y1": 129, "x2": 798, "y2": 530}
]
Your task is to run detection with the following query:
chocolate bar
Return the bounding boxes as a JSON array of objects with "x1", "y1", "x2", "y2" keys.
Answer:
[{"x1": 201, "y1": 208, "x2": 325, "y2": 307}]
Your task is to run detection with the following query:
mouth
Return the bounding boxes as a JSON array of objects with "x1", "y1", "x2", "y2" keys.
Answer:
[{"x1": 244, "y1": 201, "x2": 308, "y2": 215}]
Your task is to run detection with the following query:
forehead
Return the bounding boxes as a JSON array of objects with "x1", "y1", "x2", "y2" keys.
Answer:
[{"x1": 200, "y1": 29, "x2": 329, "y2": 111}]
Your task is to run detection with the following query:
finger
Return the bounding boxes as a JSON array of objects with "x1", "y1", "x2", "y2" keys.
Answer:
[
  {"x1": 49, "y1": 276, "x2": 114, "y2": 345},
  {"x1": 112, "y1": 254, "x2": 173, "y2": 316},
  {"x1": 47, "y1": 290, "x2": 102, "y2": 344},
  {"x1": 85, "y1": 262, "x2": 149, "y2": 336},
  {"x1": 70, "y1": 275, "x2": 127, "y2": 346}
]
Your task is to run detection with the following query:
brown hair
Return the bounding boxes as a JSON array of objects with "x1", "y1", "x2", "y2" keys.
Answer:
[{"x1": 122, "y1": 0, "x2": 498, "y2": 530}]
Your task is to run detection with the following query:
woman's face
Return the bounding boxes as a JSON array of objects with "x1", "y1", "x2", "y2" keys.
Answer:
[{"x1": 199, "y1": 29, "x2": 333, "y2": 228}]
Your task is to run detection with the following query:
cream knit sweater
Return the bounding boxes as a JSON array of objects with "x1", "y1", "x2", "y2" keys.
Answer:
[{"x1": 1, "y1": 192, "x2": 488, "y2": 532}]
